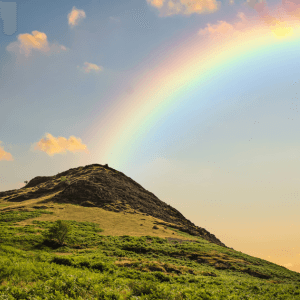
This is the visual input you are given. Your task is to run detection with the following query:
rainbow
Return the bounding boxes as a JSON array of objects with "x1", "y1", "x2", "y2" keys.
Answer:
[{"x1": 85, "y1": 3, "x2": 300, "y2": 169}]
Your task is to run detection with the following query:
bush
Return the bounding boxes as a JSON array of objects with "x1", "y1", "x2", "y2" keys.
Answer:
[
  {"x1": 42, "y1": 220, "x2": 73, "y2": 246},
  {"x1": 60, "y1": 176, "x2": 71, "y2": 185}
]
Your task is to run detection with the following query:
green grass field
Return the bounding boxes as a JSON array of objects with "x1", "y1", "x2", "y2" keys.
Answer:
[{"x1": 0, "y1": 203, "x2": 299, "y2": 299}]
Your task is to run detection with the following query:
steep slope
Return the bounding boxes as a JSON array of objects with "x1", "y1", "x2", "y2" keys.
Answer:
[{"x1": 0, "y1": 163, "x2": 228, "y2": 249}]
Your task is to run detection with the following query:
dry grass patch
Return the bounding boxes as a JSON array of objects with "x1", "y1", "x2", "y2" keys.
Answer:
[{"x1": 6, "y1": 202, "x2": 190, "y2": 241}]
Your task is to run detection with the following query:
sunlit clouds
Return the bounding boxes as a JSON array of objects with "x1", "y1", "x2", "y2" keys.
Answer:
[
  {"x1": 197, "y1": 2, "x2": 297, "y2": 40},
  {"x1": 147, "y1": 0, "x2": 165, "y2": 9},
  {"x1": 33, "y1": 133, "x2": 89, "y2": 156},
  {"x1": 146, "y1": 0, "x2": 300, "y2": 20},
  {"x1": 282, "y1": 0, "x2": 300, "y2": 18},
  {"x1": 147, "y1": 0, "x2": 298, "y2": 39},
  {"x1": 0, "y1": 134, "x2": 89, "y2": 161},
  {"x1": 198, "y1": 12, "x2": 250, "y2": 38},
  {"x1": 0, "y1": 142, "x2": 13, "y2": 161},
  {"x1": 68, "y1": 6, "x2": 86, "y2": 28},
  {"x1": 6, "y1": 30, "x2": 67, "y2": 58},
  {"x1": 147, "y1": 0, "x2": 221, "y2": 16},
  {"x1": 251, "y1": 1, "x2": 295, "y2": 38}
]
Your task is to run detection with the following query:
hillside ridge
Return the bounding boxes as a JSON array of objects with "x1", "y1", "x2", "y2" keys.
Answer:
[{"x1": 0, "y1": 163, "x2": 229, "y2": 249}]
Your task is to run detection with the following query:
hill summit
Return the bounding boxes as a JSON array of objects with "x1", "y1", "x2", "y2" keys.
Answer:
[{"x1": 0, "y1": 163, "x2": 228, "y2": 249}]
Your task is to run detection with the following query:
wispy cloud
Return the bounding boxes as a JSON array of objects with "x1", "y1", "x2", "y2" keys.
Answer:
[
  {"x1": 32, "y1": 133, "x2": 89, "y2": 156},
  {"x1": 77, "y1": 62, "x2": 103, "y2": 74},
  {"x1": 68, "y1": 6, "x2": 86, "y2": 28},
  {"x1": 6, "y1": 30, "x2": 67, "y2": 58}
]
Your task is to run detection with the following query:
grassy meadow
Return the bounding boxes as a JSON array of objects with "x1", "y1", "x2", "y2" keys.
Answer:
[{"x1": 0, "y1": 200, "x2": 300, "y2": 299}]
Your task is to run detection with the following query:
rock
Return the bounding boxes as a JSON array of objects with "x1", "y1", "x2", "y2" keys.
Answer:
[{"x1": 0, "y1": 163, "x2": 229, "y2": 249}]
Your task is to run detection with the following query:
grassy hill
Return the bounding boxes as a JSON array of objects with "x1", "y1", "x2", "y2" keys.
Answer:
[{"x1": 0, "y1": 163, "x2": 299, "y2": 299}]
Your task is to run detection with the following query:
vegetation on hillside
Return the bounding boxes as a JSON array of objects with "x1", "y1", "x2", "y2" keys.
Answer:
[{"x1": 0, "y1": 206, "x2": 299, "y2": 299}]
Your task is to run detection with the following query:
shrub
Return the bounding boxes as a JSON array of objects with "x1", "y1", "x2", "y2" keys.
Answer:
[
  {"x1": 42, "y1": 220, "x2": 73, "y2": 246},
  {"x1": 60, "y1": 176, "x2": 70, "y2": 185}
]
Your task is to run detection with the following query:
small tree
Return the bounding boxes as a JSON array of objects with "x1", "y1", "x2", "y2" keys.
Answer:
[
  {"x1": 60, "y1": 176, "x2": 71, "y2": 185},
  {"x1": 42, "y1": 220, "x2": 73, "y2": 246}
]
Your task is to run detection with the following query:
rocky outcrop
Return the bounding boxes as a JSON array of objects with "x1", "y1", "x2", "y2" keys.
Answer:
[{"x1": 0, "y1": 163, "x2": 229, "y2": 249}]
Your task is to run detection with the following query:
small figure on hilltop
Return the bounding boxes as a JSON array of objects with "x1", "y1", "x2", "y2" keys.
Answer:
[{"x1": 104, "y1": 164, "x2": 108, "y2": 168}]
